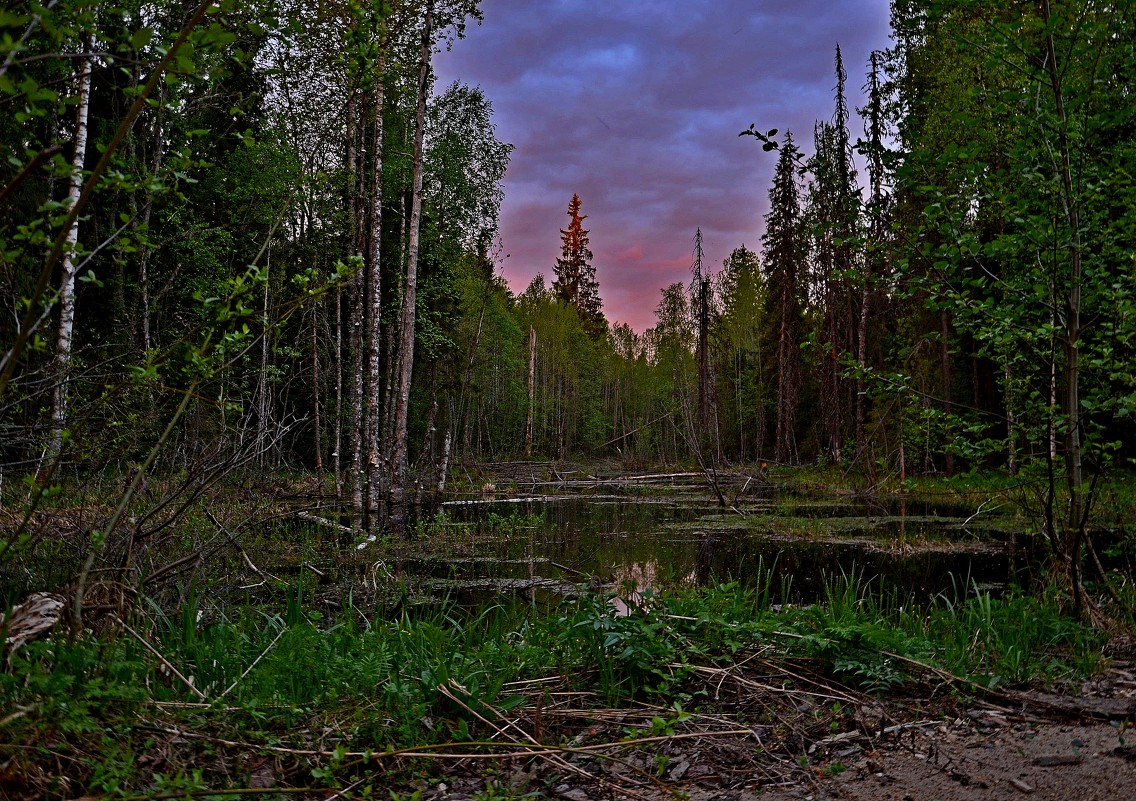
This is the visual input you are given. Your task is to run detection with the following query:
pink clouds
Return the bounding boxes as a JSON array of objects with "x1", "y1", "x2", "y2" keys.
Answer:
[{"x1": 434, "y1": 0, "x2": 893, "y2": 331}]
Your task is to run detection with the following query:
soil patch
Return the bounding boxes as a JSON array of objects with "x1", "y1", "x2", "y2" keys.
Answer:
[{"x1": 380, "y1": 664, "x2": 1136, "y2": 801}]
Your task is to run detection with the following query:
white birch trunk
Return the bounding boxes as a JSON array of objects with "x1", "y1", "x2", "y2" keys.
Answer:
[
  {"x1": 44, "y1": 43, "x2": 92, "y2": 472},
  {"x1": 366, "y1": 76, "x2": 385, "y2": 520},
  {"x1": 389, "y1": 0, "x2": 433, "y2": 535}
]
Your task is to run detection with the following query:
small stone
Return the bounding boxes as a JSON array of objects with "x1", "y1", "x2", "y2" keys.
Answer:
[{"x1": 1010, "y1": 778, "x2": 1035, "y2": 794}]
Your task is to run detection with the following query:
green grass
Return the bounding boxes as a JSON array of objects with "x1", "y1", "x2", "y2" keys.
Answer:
[{"x1": 0, "y1": 573, "x2": 1108, "y2": 799}]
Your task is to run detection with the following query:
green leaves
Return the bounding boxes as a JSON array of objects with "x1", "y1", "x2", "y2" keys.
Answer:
[{"x1": 130, "y1": 26, "x2": 154, "y2": 52}]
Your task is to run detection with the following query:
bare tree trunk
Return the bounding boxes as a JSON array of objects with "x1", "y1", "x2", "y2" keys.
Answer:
[
  {"x1": 346, "y1": 93, "x2": 366, "y2": 532},
  {"x1": 1041, "y1": 0, "x2": 1085, "y2": 611},
  {"x1": 939, "y1": 308, "x2": 954, "y2": 476},
  {"x1": 44, "y1": 41, "x2": 92, "y2": 476},
  {"x1": 457, "y1": 289, "x2": 487, "y2": 461},
  {"x1": 333, "y1": 287, "x2": 343, "y2": 502},
  {"x1": 525, "y1": 325, "x2": 535, "y2": 457},
  {"x1": 774, "y1": 284, "x2": 799, "y2": 464},
  {"x1": 349, "y1": 270, "x2": 364, "y2": 531},
  {"x1": 389, "y1": 0, "x2": 433, "y2": 536},
  {"x1": 138, "y1": 92, "x2": 164, "y2": 353},
  {"x1": 1049, "y1": 317, "x2": 1058, "y2": 462},
  {"x1": 256, "y1": 248, "x2": 272, "y2": 464},
  {"x1": 897, "y1": 398, "x2": 907, "y2": 483},
  {"x1": 311, "y1": 300, "x2": 323, "y2": 475},
  {"x1": 698, "y1": 277, "x2": 711, "y2": 430},
  {"x1": 414, "y1": 386, "x2": 438, "y2": 513},
  {"x1": 823, "y1": 311, "x2": 842, "y2": 464},
  {"x1": 435, "y1": 421, "x2": 452, "y2": 505},
  {"x1": 855, "y1": 282, "x2": 869, "y2": 466},
  {"x1": 365, "y1": 75, "x2": 386, "y2": 522},
  {"x1": 1003, "y1": 361, "x2": 1017, "y2": 476}
]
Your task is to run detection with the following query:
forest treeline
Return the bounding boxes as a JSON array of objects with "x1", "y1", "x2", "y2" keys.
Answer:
[{"x1": 2, "y1": 0, "x2": 1134, "y2": 562}]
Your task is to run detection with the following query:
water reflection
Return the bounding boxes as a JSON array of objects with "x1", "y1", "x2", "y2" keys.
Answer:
[{"x1": 432, "y1": 484, "x2": 1026, "y2": 605}]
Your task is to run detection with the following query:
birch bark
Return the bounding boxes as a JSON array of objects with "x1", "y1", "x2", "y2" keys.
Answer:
[
  {"x1": 44, "y1": 40, "x2": 92, "y2": 473},
  {"x1": 389, "y1": 0, "x2": 433, "y2": 536}
]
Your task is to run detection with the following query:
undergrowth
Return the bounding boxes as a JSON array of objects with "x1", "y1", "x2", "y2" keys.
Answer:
[{"x1": 0, "y1": 572, "x2": 1107, "y2": 799}]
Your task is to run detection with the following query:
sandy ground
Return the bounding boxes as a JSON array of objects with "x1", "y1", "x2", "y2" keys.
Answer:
[
  {"x1": 730, "y1": 715, "x2": 1136, "y2": 801},
  {"x1": 418, "y1": 673, "x2": 1136, "y2": 801}
]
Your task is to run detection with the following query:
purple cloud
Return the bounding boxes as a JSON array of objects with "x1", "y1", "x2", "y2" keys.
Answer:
[{"x1": 434, "y1": 0, "x2": 892, "y2": 331}]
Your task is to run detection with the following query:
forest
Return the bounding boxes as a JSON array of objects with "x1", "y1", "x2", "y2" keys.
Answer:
[{"x1": 2, "y1": 0, "x2": 1136, "y2": 798}]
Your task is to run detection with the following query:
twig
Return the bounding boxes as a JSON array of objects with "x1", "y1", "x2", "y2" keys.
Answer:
[
  {"x1": 295, "y1": 510, "x2": 353, "y2": 535},
  {"x1": 112, "y1": 789, "x2": 318, "y2": 800},
  {"x1": 219, "y1": 627, "x2": 287, "y2": 699},
  {"x1": 551, "y1": 560, "x2": 590, "y2": 578},
  {"x1": 322, "y1": 774, "x2": 373, "y2": 801},
  {"x1": 962, "y1": 499, "x2": 1005, "y2": 526},
  {"x1": 110, "y1": 614, "x2": 206, "y2": 700},
  {"x1": 877, "y1": 650, "x2": 990, "y2": 691},
  {"x1": 145, "y1": 723, "x2": 756, "y2": 761},
  {"x1": 437, "y1": 681, "x2": 600, "y2": 787}
]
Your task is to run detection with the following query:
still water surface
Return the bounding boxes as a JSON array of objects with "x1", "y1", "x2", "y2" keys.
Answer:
[{"x1": 409, "y1": 476, "x2": 1029, "y2": 604}]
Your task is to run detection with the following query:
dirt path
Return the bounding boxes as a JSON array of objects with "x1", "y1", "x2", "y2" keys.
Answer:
[
  {"x1": 738, "y1": 716, "x2": 1135, "y2": 801},
  {"x1": 406, "y1": 702, "x2": 1136, "y2": 801},
  {"x1": 411, "y1": 665, "x2": 1136, "y2": 801}
]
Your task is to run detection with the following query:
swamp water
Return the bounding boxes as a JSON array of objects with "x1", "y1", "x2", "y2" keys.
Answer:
[{"x1": 376, "y1": 473, "x2": 1032, "y2": 607}]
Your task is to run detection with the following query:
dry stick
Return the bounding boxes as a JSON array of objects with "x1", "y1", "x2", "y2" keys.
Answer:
[
  {"x1": 759, "y1": 634, "x2": 877, "y2": 703},
  {"x1": 141, "y1": 551, "x2": 203, "y2": 586},
  {"x1": 686, "y1": 661, "x2": 855, "y2": 705},
  {"x1": 550, "y1": 560, "x2": 590, "y2": 578},
  {"x1": 436, "y1": 682, "x2": 601, "y2": 789},
  {"x1": 205, "y1": 509, "x2": 283, "y2": 587},
  {"x1": 218, "y1": 627, "x2": 287, "y2": 699},
  {"x1": 451, "y1": 689, "x2": 682, "y2": 797},
  {"x1": 151, "y1": 700, "x2": 245, "y2": 711},
  {"x1": 295, "y1": 509, "x2": 354, "y2": 535},
  {"x1": 397, "y1": 727, "x2": 761, "y2": 757},
  {"x1": 113, "y1": 789, "x2": 317, "y2": 800},
  {"x1": 110, "y1": 614, "x2": 206, "y2": 701},
  {"x1": 321, "y1": 773, "x2": 372, "y2": 801},
  {"x1": 74, "y1": 385, "x2": 196, "y2": 632},
  {"x1": 862, "y1": 649, "x2": 1077, "y2": 722},
  {"x1": 148, "y1": 723, "x2": 755, "y2": 761},
  {"x1": 0, "y1": 709, "x2": 28, "y2": 728}
]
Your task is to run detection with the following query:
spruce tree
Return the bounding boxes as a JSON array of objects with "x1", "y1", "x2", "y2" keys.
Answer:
[
  {"x1": 762, "y1": 132, "x2": 806, "y2": 464},
  {"x1": 553, "y1": 193, "x2": 604, "y2": 337}
]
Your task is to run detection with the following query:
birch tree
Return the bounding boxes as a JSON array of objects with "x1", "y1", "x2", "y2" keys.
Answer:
[
  {"x1": 43, "y1": 35, "x2": 92, "y2": 475},
  {"x1": 388, "y1": 0, "x2": 434, "y2": 535}
]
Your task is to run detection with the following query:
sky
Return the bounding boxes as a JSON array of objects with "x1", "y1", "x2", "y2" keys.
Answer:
[{"x1": 433, "y1": 0, "x2": 894, "y2": 332}]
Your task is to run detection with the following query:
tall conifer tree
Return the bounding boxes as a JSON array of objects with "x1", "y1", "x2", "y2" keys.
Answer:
[
  {"x1": 553, "y1": 193, "x2": 604, "y2": 336},
  {"x1": 762, "y1": 132, "x2": 806, "y2": 464}
]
